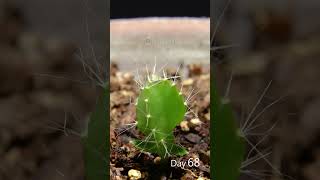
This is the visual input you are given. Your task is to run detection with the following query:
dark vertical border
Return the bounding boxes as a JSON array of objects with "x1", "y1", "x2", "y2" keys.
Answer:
[{"x1": 106, "y1": 0, "x2": 111, "y2": 178}]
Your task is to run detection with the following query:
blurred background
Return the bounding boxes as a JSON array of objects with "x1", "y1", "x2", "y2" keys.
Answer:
[
  {"x1": 0, "y1": 0, "x2": 106, "y2": 179},
  {"x1": 212, "y1": 0, "x2": 320, "y2": 180}
]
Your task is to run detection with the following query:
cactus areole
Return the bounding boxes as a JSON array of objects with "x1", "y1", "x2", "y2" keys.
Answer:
[{"x1": 132, "y1": 79, "x2": 188, "y2": 158}]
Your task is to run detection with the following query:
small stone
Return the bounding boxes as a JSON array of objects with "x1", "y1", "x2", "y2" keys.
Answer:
[
  {"x1": 114, "y1": 176, "x2": 122, "y2": 180},
  {"x1": 197, "y1": 177, "x2": 204, "y2": 180},
  {"x1": 154, "y1": 156, "x2": 161, "y2": 164},
  {"x1": 185, "y1": 133, "x2": 202, "y2": 143},
  {"x1": 181, "y1": 172, "x2": 194, "y2": 180},
  {"x1": 190, "y1": 118, "x2": 202, "y2": 126},
  {"x1": 120, "y1": 90, "x2": 134, "y2": 97},
  {"x1": 204, "y1": 112, "x2": 210, "y2": 121},
  {"x1": 123, "y1": 72, "x2": 134, "y2": 81},
  {"x1": 180, "y1": 121, "x2": 190, "y2": 131},
  {"x1": 200, "y1": 74, "x2": 210, "y2": 80},
  {"x1": 128, "y1": 169, "x2": 142, "y2": 179},
  {"x1": 160, "y1": 176, "x2": 167, "y2": 180},
  {"x1": 110, "y1": 77, "x2": 120, "y2": 91},
  {"x1": 199, "y1": 150, "x2": 210, "y2": 164},
  {"x1": 191, "y1": 154, "x2": 199, "y2": 160},
  {"x1": 188, "y1": 64, "x2": 202, "y2": 76},
  {"x1": 182, "y1": 78, "x2": 194, "y2": 86}
]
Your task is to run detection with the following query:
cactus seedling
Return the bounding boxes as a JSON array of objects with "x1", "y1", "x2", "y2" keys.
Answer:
[{"x1": 131, "y1": 68, "x2": 189, "y2": 158}]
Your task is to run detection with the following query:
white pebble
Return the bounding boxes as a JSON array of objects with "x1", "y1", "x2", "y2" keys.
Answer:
[
  {"x1": 190, "y1": 118, "x2": 202, "y2": 126},
  {"x1": 128, "y1": 169, "x2": 142, "y2": 179}
]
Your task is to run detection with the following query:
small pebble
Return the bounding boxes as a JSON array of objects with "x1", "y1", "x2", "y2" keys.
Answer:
[
  {"x1": 204, "y1": 112, "x2": 210, "y2": 121},
  {"x1": 200, "y1": 74, "x2": 210, "y2": 80},
  {"x1": 120, "y1": 90, "x2": 134, "y2": 97},
  {"x1": 182, "y1": 78, "x2": 194, "y2": 86},
  {"x1": 123, "y1": 72, "x2": 134, "y2": 80},
  {"x1": 128, "y1": 169, "x2": 142, "y2": 179},
  {"x1": 190, "y1": 118, "x2": 202, "y2": 126},
  {"x1": 154, "y1": 156, "x2": 161, "y2": 164},
  {"x1": 191, "y1": 153, "x2": 199, "y2": 160},
  {"x1": 181, "y1": 172, "x2": 194, "y2": 180},
  {"x1": 197, "y1": 177, "x2": 204, "y2": 180},
  {"x1": 180, "y1": 121, "x2": 190, "y2": 131},
  {"x1": 188, "y1": 64, "x2": 202, "y2": 76},
  {"x1": 185, "y1": 133, "x2": 202, "y2": 143}
]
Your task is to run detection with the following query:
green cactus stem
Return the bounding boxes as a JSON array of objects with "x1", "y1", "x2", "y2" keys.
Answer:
[
  {"x1": 132, "y1": 78, "x2": 188, "y2": 158},
  {"x1": 82, "y1": 86, "x2": 109, "y2": 180},
  {"x1": 212, "y1": 76, "x2": 245, "y2": 180}
]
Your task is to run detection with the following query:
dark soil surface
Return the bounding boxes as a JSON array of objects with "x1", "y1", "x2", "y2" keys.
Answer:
[{"x1": 110, "y1": 63, "x2": 210, "y2": 179}]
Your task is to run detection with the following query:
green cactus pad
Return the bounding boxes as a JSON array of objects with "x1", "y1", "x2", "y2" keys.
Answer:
[
  {"x1": 133, "y1": 79, "x2": 188, "y2": 158},
  {"x1": 82, "y1": 87, "x2": 108, "y2": 180},
  {"x1": 212, "y1": 78, "x2": 245, "y2": 180}
]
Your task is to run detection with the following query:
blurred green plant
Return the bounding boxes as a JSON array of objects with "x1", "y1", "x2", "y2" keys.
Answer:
[
  {"x1": 212, "y1": 76, "x2": 245, "y2": 180},
  {"x1": 81, "y1": 86, "x2": 109, "y2": 180}
]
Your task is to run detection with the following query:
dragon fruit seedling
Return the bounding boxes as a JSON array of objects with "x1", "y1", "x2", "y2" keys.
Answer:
[{"x1": 130, "y1": 64, "x2": 192, "y2": 158}]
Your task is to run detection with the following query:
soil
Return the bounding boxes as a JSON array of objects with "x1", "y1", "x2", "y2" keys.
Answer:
[{"x1": 110, "y1": 63, "x2": 210, "y2": 179}]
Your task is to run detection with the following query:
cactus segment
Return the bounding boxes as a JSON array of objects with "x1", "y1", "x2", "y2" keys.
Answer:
[
  {"x1": 82, "y1": 87, "x2": 108, "y2": 180},
  {"x1": 133, "y1": 79, "x2": 187, "y2": 158},
  {"x1": 212, "y1": 78, "x2": 245, "y2": 180}
]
